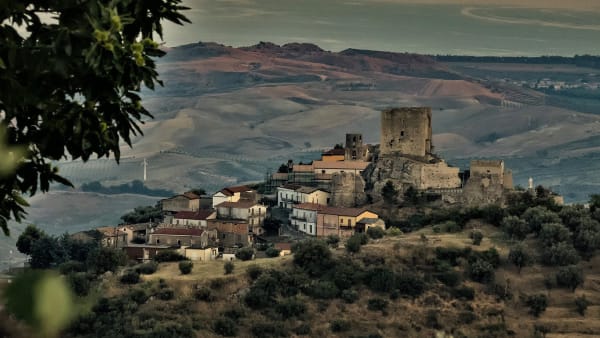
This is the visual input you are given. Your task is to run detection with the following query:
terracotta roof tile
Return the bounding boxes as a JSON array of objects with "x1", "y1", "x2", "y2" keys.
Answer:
[
  {"x1": 174, "y1": 210, "x2": 215, "y2": 220},
  {"x1": 216, "y1": 201, "x2": 260, "y2": 209}
]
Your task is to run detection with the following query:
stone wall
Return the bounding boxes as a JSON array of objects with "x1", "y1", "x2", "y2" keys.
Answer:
[
  {"x1": 329, "y1": 172, "x2": 367, "y2": 207},
  {"x1": 418, "y1": 161, "x2": 461, "y2": 190},
  {"x1": 380, "y1": 107, "x2": 432, "y2": 159}
]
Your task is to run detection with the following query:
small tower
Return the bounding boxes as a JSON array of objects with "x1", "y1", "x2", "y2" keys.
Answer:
[
  {"x1": 345, "y1": 133, "x2": 364, "y2": 161},
  {"x1": 528, "y1": 177, "x2": 533, "y2": 190}
]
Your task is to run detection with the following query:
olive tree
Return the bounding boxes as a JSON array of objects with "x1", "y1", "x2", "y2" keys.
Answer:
[{"x1": 0, "y1": 0, "x2": 190, "y2": 235}]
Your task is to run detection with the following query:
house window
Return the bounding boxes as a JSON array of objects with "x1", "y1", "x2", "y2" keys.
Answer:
[
  {"x1": 322, "y1": 170, "x2": 326, "y2": 174},
  {"x1": 309, "y1": 225, "x2": 313, "y2": 234},
  {"x1": 177, "y1": 240, "x2": 181, "y2": 246},
  {"x1": 400, "y1": 131, "x2": 405, "y2": 137},
  {"x1": 348, "y1": 219, "x2": 352, "y2": 226},
  {"x1": 156, "y1": 239, "x2": 160, "y2": 244}
]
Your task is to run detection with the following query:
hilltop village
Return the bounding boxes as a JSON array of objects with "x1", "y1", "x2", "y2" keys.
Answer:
[{"x1": 72, "y1": 107, "x2": 561, "y2": 262}]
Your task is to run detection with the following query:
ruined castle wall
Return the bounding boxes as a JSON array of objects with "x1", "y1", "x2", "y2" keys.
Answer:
[
  {"x1": 329, "y1": 172, "x2": 367, "y2": 207},
  {"x1": 503, "y1": 170, "x2": 514, "y2": 190},
  {"x1": 470, "y1": 160, "x2": 504, "y2": 177},
  {"x1": 380, "y1": 107, "x2": 432, "y2": 158},
  {"x1": 418, "y1": 162, "x2": 461, "y2": 190}
]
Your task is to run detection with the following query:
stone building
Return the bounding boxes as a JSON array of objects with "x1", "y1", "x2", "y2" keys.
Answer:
[
  {"x1": 345, "y1": 133, "x2": 368, "y2": 161},
  {"x1": 462, "y1": 160, "x2": 513, "y2": 205},
  {"x1": 380, "y1": 107, "x2": 432, "y2": 159}
]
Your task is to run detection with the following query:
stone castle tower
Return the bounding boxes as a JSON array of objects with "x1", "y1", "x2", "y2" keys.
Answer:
[
  {"x1": 344, "y1": 133, "x2": 364, "y2": 160},
  {"x1": 380, "y1": 107, "x2": 432, "y2": 159}
]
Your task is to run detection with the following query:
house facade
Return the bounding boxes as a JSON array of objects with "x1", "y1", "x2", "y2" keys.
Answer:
[
  {"x1": 122, "y1": 244, "x2": 171, "y2": 261},
  {"x1": 316, "y1": 207, "x2": 379, "y2": 238},
  {"x1": 148, "y1": 228, "x2": 217, "y2": 247},
  {"x1": 212, "y1": 185, "x2": 255, "y2": 208},
  {"x1": 215, "y1": 201, "x2": 267, "y2": 231},
  {"x1": 290, "y1": 203, "x2": 321, "y2": 236},
  {"x1": 161, "y1": 192, "x2": 201, "y2": 213},
  {"x1": 312, "y1": 160, "x2": 370, "y2": 175},
  {"x1": 207, "y1": 219, "x2": 253, "y2": 247},
  {"x1": 171, "y1": 210, "x2": 216, "y2": 227},
  {"x1": 277, "y1": 185, "x2": 330, "y2": 209},
  {"x1": 184, "y1": 247, "x2": 219, "y2": 261}
]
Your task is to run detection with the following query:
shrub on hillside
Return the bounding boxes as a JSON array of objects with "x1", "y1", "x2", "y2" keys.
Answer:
[
  {"x1": 330, "y1": 319, "x2": 351, "y2": 333},
  {"x1": 468, "y1": 258, "x2": 495, "y2": 283},
  {"x1": 501, "y1": 215, "x2": 529, "y2": 240},
  {"x1": 367, "y1": 298, "x2": 388, "y2": 312},
  {"x1": 326, "y1": 235, "x2": 340, "y2": 248},
  {"x1": 156, "y1": 288, "x2": 175, "y2": 300},
  {"x1": 129, "y1": 288, "x2": 149, "y2": 305},
  {"x1": 435, "y1": 246, "x2": 471, "y2": 266},
  {"x1": 435, "y1": 270, "x2": 461, "y2": 287},
  {"x1": 251, "y1": 322, "x2": 288, "y2": 338},
  {"x1": 265, "y1": 247, "x2": 281, "y2": 258},
  {"x1": 305, "y1": 280, "x2": 339, "y2": 299},
  {"x1": 575, "y1": 295, "x2": 590, "y2": 316},
  {"x1": 67, "y1": 272, "x2": 93, "y2": 297},
  {"x1": 59, "y1": 260, "x2": 87, "y2": 274},
  {"x1": 293, "y1": 323, "x2": 311, "y2": 335},
  {"x1": 224, "y1": 261, "x2": 234, "y2": 275},
  {"x1": 178, "y1": 261, "x2": 193, "y2": 275},
  {"x1": 341, "y1": 289, "x2": 359, "y2": 304},
  {"x1": 471, "y1": 231, "x2": 483, "y2": 245},
  {"x1": 246, "y1": 264, "x2": 263, "y2": 280},
  {"x1": 292, "y1": 239, "x2": 333, "y2": 277},
  {"x1": 135, "y1": 261, "x2": 158, "y2": 275},
  {"x1": 524, "y1": 294, "x2": 548, "y2": 317},
  {"x1": 522, "y1": 206, "x2": 561, "y2": 235},
  {"x1": 194, "y1": 287, "x2": 215, "y2": 302},
  {"x1": 367, "y1": 227, "x2": 385, "y2": 239},
  {"x1": 235, "y1": 247, "x2": 254, "y2": 261},
  {"x1": 395, "y1": 270, "x2": 426, "y2": 297},
  {"x1": 539, "y1": 223, "x2": 571, "y2": 246},
  {"x1": 275, "y1": 298, "x2": 307, "y2": 318},
  {"x1": 541, "y1": 242, "x2": 580, "y2": 266},
  {"x1": 480, "y1": 204, "x2": 505, "y2": 226},
  {"x1": 365, "y1": 267, "x2": 396, "y2": 293},
  {"x1": 154, "y1": 250, "x2": 187, "y2": 262},
  {"x1": 387, "y1": 227, "x2": 403, "y2": 236},
  {"x1": 452, "y1": 286, "x2": 475, "y2": 300},
  {"x1": 346, "y1": 234, "x2": 363, "y2": 253},
  {"x1": 556, "y1": 265, "x2": 584, "y2": 292},
  {"x1": 508, "y1": 244, "x2": 533, "y2": 274},
  {"x1": 213, "y1": 317, "x2": 238, "y2": 337},
  {"x1": 87, "y1": 247, "x2": 127, "y2": 274},
  {"x1": 120, "y1": 270, "x2": 140, "y2": 285}
]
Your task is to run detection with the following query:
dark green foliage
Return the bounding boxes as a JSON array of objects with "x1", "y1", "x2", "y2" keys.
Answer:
[
  {"x1": 156, "y1": 288, "x2": 175, "y2": 300},
  {"x1": 129, "y1": 289, "x2": 149, "y2": 305},
  {"x1": 67, "y1": 272, "x2": 93, "y2": 297},
  {"x1": 575, "y1": 295, "x2": 589, "y2": 316},
  {"x1": 556, "y1": 265, "x2": 584, "y2": 292},
  {"x1": 534, "y1": 324, "x2": 551, "y2": 338},
  {"x1": 87, "y1": 247, "x2": 127, "y2": 274},
  {"x1": 468, "y1": 258, "x2": 495, "y2": 283},
  {"x1": 222, "y1": 308, "x2": 245, "y2": 320},
  {"x1": 522, "y1": 206, "x2": 561, "y2": 235},
  {"x1": 458, "y1": 310, "x2": 477, "y2": 324},
  {"x1": 539, "y1": 223, "x2": 571, "y2": 246},
  {"x1": 235, "y1": 247, "x2": 254, "y2": 261},
  {"x1": 213, "y1": 317, "x2": 238, "y2": 337},
  {"x1": 135, "y1": 261, "x2": 158, "y2": 275},
  {"x1": 293, "y1": 323, "x2": 311, "y2": 335},
  {"x1": 275, "y1": 298, "x2": 307, "y2": 318},
  {"x1": 251, "y1": 322, "x2": 288, "y2": 338},
  {"x1": 367, "y1": 226, "x2": 385, "y2": 239},
  {"x1": 590, "y1": 194, "x2": 600, "y2": 214},
  {"x1": 83, "y1": 180, "x2": 174, "y2": 197},
  {"x1": 194, "y1": 287, "x2": 215, "y2": 302},
  {"x1": 425, "y1": 310, "x2": 441, "y2": 329},
  {"x1": 120, "y1": 203, "x2": 163, "y2": 223},
  {"x1": 508, "y1": 244, "x2": 533, "y2": 273},
  {"x1": 246, "y1": 264, "x2": 263, "y2": 280},
  {"x1": 346, "y1": 234, "x2": 363, "y2": 253},
  {"x1": 326, "y1": 235, "x2": 340, "y2": 248},
  {"x1": 524, "y1": 294, "x2": 548, "y2": 317},
  {"x1": 382, "y1": 180, "x2": 399, "y2": 206},
  {"x1": 435, "y1": 270, "x2": 461, "y2": 287},
  {"x1": 341, "y1": 289, "x2": 359, "y2": 303},
  {"x1": 329, "y1": 258, "x2": 363, "y2": 290},
  {"x1": 16, "y1": 225, "x2": 44, "y2": 255},
  {"x1": 471, "y1": 231, "x2": 483, "y2": 245},
  {"x1": 265, "y1": 247, "x2": 281, "y2": 257},
  {"x1": 292, "y1": 239, "x2": 333, "y2": 277},
  {"x1": 367, "y1": 298, "x2": 388, "y2": 312},
  {"x1": 154, "y1": 250, "x2": 187, "y2": 262},
  {"x1": 59, "y1": 260, "x2": 87, "y2": 274},
  {"x1": 501, "y1": 215, "x2": 529, "y2": 240},
  {"x1": 120, "y1": 270, "x2": 140, "y2": 284},
  {"x1": 330, "y1": 319, "x2": 351, "y2": 333},
  {"x1": 365, "y1": 267, "x2": 396, "y2": 293},
  {"x1": 470, "y1": 247, "x2": 501, "y2": 269},
  {"x1": 306, "y1": 280, "x2": 339, "y2": 299},
  {"x1": 542, "y1": 242, "x2": 580, "y2": 266},
  {"x1": 263, "y1": 217, "x2": 282, "y2": 235},
  {"x1": 452, "y1": 286, "x2": 475, "y2": 300},
  {"x1": 0, "y1": 0, "x2": 190, "y2": 235},
  {"x1": 224, "y1": 261, "x2": 234, "y2": 275},
  {"x1": 178, "y1": 261, "x2": 193, "y2": 274},
  {"x1": 480, "y1": 204, "x2": 506, "y2": 226},
  {"x1": 395, "y1": 270, "x2": 426, "y2": 297},
  {"x1": 435, "y1": 246, "x2": 471, "y2": 266},
  {"x1": 30, "y1": 235, "x2": 68, "y2": 269}
]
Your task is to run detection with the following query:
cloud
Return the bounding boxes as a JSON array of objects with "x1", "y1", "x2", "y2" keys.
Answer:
[{"x1": 362, "y1": 0, "x2": 600, "y2": 10}]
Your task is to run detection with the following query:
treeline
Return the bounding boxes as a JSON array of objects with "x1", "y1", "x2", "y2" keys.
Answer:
[
  {"x1": 81, "y1": 180, "x2": 174, "y2": 197},
  {"x1": 436, "y1": 55, "x2": 600, "y2": 69}
]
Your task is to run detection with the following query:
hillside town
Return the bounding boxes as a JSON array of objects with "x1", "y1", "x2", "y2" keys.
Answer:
[{"x1": 66, "y1": 107, "x2": 563, "y2": 266}]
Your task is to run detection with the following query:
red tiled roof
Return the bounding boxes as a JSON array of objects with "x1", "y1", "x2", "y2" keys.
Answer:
[
  {"x1": 182, "y1": 192, "x2": 201, "y2": 199},
  {"x1": 294, "y1": 203, "x2": 326, "y2": 211},
  {"x1": 174, "y1": 209, "x2": 215, "y2": 220},
  {"x1": 292, "y1": 204, "x2": 376, "y2": 217},
  {"x1": 322, "y1": 148, "x2": 345, "y2": 156},
  {"x1": 152, "y1": 228, "x2": 205, "y2": 236},
  {"x1": 219, "y1": 185, "x2": 252, "y2": 196},
  {"x1": 216, "y1": 201, "x2": 260, "y2": 208}
]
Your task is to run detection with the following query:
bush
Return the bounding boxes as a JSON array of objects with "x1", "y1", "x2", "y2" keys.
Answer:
[
  {"x1": 326, "y1": 235, "x2": 340, "y2": 248},
  {"x1": 346, "y1": 234, "x2": 364, "y2": 253},
  {"x1": 156, "y1": 288, "x2": 175, "y2": 300},
  {"x1": 222, "y1": 308, "x2": 245, "y2": 320},
  {"x1": 251, "y1": 322, "x2": 288, "y2": 338},
  {"x1": 275, "y1": 298, "x2": 307, "y2": 318},
  {"x1": 367, "y1": 298, "x2": 388, "y2": 312},
  {"x1": 425, "y1": 310, "x2": 441, "y2": 329},
  {"x1": 265, "y1": 247, "x2": 281, "y2": 258},
  {"x1": 524, "y1": 294, "x2": 548, "y2": 317},
  {"x1": 458, "y1": 310, "x2": 477, "y2": 324},
  {"x1": 59, "y1": 260, "x2": 87, "y2": 274},
  {"x1": 293, "y1": 323, "x2": 311, "y2": 335},
  {"x1": 468, "y1": 258, "x2": 495, "y2": 283},
  {"x1": 154, "y1": 250, "x2": 187, "y2": 262},
  {"x1": 367, "y1": 227, "x2": 385, "y2": 239},
  {"x1": 292, "y1": 239, "x2": 333, "y2": 277},
  {"x1": 330, "y1": 319, "x2": 351, "y2": 333},
  {"x1": 194, "y1": 287, "x2": 215, "y2": 302},
  {"x1": 306, "y1": 280, "x2": 339, "y2": 299},
  {"x1": 539, "y1": 223, "x2": 571, "y2": 246},
  {"x1": 508, "y1": 244, "x2": 533, "y2": 274},
  {"x1": 542, "y1": 242, "x2": 580, "y2": 266},
  {"x1": 246, "y1": 264, "x2": 263, "y2": 280},
  {"x1": 435, "y1": 270, "x2": 461, "y2": 287},
  {"x1": 387, "y1": 227, "x2": 403, "y2": 236},
  {"x1": 129, "y1": 288, "x2": 148, "y2": 304},
  {"x1": 556, "y1": 265, "x2": 584, "y2": 292},
  {"x1": 452, "y1": 286, "x2": 475, "y2": 300},
  {"x1": 68, "y1": 272, "x2": 92, "y2": 296},
  {"x1": 341, "y1": 289, "x2": 359, "y2": 303},
  {"x1": 224, "y1": 261, "x2": 234, "y2": 275},
  {"x1": 396, "y1": 271, "x2": 426, "y2": 297},
  {"x1": 471, "y1": 231, "x2": 483, "y2": 245},
  {"x1": 178, "y1": 261, "x2": 193, "y2": 275},
  {"x1": 365, "y1": 267, "x2": 396, "y2": 293},
  {"x1": 235, "y1": 247, "x2": 254, "y2": 261},
  {"x1": 87, "y1": 247, "x2": 127, "y2": 274},
  {"x1": 213, "y1": 317, "x2": 237, "y2": 337},
  {"x1": 501, "y1": 215, "x2": 529, "y2": 240},
  {"x1": 120, "y1": 270, "x2": 140, "y2": 284},
  {"x1": 135, "y1": 261, "x2": 158, "y2": 275},
  {"x1": 575, "y1": 295, "x2": 589, "y2": 316}
]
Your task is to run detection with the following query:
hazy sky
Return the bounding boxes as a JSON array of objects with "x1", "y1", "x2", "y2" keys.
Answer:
[{"x1": 161, "y1": 0, "x2": 600, "y2": 56}]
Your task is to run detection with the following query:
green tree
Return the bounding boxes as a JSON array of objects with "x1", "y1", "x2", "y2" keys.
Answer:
[
  {"x1": 345, "y1": 234, "x2": 362, "y2": 254},
  {"x1": 524, "y1": 294, "x2": 548, "y2": 317},
  {"x1": 539, "y1": 223, "x2": 571, "y2": 246},
  {"x1": 501, "y1": 215, "x2": 529, "y2": 240},
  {"x1": 30, "y1": 235, "x2": 68, "y2": 269},
  {"x1": 382, "y1": 180, "x2": 398, "y2": 207},
  {"x1": 120, "y1": 203, "x2": 162, "y2": 224},
  {"x1": 522, "y1": 206, "x2": 561, "y2": 235},
  {"x1": 590, "y1": 194, "x2": 600, "y2": 214},
  {"x1": 0, "y1": 0, "x2": 190, "y2": 235},
  {"x1": 575, "y1": 295, "x2": 590, "y2": 316},
  {"x1": 556, "y1": 265, "x2": 584, "y2": 292},
  {"x1": 16, "y1": 224, "x2": 45, "y2": 255},
  {"x1": 508, "y1": 244, "x2": 533, "y2": 274},
  {"x1": 87, "y1": 247, "x2": 127, "y2": 274},
  {"x1": 224, "y1": 261, "x2": 234, "y2": 275},
  {"x1": 292, "y1": 239, "x2": 333, "y2": 277},
  {"x1": 178, "y1": 261, "x2": 193, "y2": 275},
  {"x1": 542, "y1": 242, "x2": 580, "y2": 266}
]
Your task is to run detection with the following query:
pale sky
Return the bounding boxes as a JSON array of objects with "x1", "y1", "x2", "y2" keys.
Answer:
[{"x1": 367, "y1": 0, "x2": 600, "y2": 10}]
